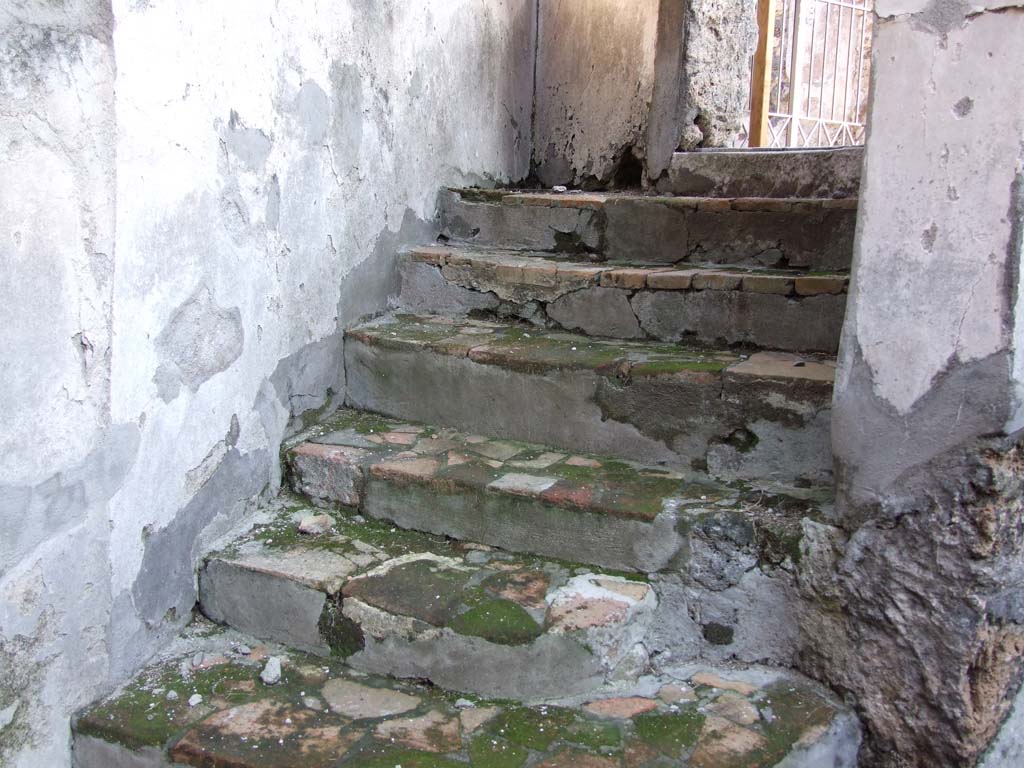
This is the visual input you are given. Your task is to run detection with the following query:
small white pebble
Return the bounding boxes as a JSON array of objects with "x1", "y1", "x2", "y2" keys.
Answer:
[
  {"x1": 166, "y1": 690, "x2": 179, "y2": 702},
  {"x1": 188, "y1": 694, "x2": 203, "y2": 708}
]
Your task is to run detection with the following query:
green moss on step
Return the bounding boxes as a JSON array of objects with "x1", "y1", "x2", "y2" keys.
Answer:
[
  {"x1": 633, "y1": 709, "x2": 705, "y2": 756},
  {"x1": 565, "y1": 720, "x2": 622, "y2": 750},
  {"x1": 486, "y1": 706, "x2": 575, "y2": 751},
  {"x1": 318, "y1": 598, "x2": 365, "y2": 657},
  {"x1": 344, "y1": 747, "x2": 465, "y2": 767},
  {"x1": 74, "y1": 661, "x2": 258, "y2": 751},
  {"x1": 468, "y1": 733, "x2": 529, "y2": 767},
  {"x1": 448, "y1": 599, "x2": 543, "y2": 646}
]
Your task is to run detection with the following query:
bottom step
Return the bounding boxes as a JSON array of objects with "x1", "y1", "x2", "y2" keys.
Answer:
[{"x1": 73, "y1": 621, "x2": 861, "y2": 768}]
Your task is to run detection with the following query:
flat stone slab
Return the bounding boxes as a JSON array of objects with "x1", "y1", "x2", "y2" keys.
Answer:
[
  {"x1": 660, "y1": 147, "x2": 864, "y2": 199},
  {"x1": 401, "y1": 246, "x2": 849, "y2": 353},
  {"x1": 72, "y1": 621, "x2": 861, "y2": 767},
  {"x1": 344, "y1": 314, "x2": 837, "y2": 485},
  {"x1": 440, "y1": 188, "x2": 857, "y2": 271}
]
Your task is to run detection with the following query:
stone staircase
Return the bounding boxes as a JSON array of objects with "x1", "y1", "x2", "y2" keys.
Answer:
[{"x1": 72, "y1": 151, "x2": 863, "y2": 767}]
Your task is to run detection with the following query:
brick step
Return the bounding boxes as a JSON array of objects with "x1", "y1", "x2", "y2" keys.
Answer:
[
  {"x1": 401, "y1": 245, "x2": 848, "y2": 353},
  {"x1": 73, "y1": 619, "x2": 861, "y2": 768},
  {"x1": 345, "y1": 314, "x2": 836, "y2": 485},
  {"x1": 659, "y1": 146, "x2": 864, "y2": 199},
  {"x1": 439, "y1": 189, "x2": 857, "y2": 271}
]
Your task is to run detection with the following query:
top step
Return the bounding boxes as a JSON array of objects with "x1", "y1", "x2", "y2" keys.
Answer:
[
  {"x1": 659, "y1": 147, "x2": 864, "y2": 199},
  {"x1": 440, "y1": 190, "x2": 856, "y2": 272}
]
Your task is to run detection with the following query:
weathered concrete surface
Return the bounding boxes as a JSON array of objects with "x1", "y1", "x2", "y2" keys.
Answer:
[
  {"x1": 1, "y1": 2, "x2": 536, "y2": 764},
  {"x1": 533, "y1": 0, "x2": 660, "y2": 187},
  {"x1": 814, "y1": 5, "x2": 1024, "y2": 766},
  {"x1": 661, "y1": 147, "x2": 865, "y2": 199},
  {"x1": 345, "y1": 315, "x2": 837, "y2": 485},
  {"x1": 440, "y1": 191, "x2": 858, "y2": 271},
  {"x1": 677, "y1": 0, "x2": 758, "y2": 151}
]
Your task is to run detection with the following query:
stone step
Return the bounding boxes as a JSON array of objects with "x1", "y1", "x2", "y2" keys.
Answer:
[
  {"x1": 197, "y1": 495, "x2": 666, "y2": 699},
  {"x1": 439, "y1": 189, "x2": 857, "y2": 271},
  {"x1": 283, "y1": 408, "x2": 827, "y2": 574},
  {"x1": 658, "y1": 147, "x2": 864, "y2": 199},
  {"x1": 344, "y1": 314, "x2": 836, "y2": 485},
  {"x1": 73, "y1": 619, "x2": 862, "y2": 768},
  {"x1": 401, "y1": 245, "x2": 848, "y2": 353}
]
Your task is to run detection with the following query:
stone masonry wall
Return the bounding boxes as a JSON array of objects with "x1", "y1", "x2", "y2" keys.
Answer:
[
  {"x1": 0, "y1": 1, "x2": 536, "y2": 765},
  {"x1": 809, "y1": 2, "x2": 1024, "y2": 766}
]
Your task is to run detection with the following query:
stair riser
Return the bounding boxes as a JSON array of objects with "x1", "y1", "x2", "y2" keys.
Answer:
[
  {"x1": 440, "y1": 191, "x2": 856, "y2": 271},
  {"x1": 344, "y1": 338, "x2": 834, "y2": 484},
  {"x1": 660, "y1": 147, "x2": 864, "y2": 199},
  {"x1": 363, "y1": 477, "x2": 680, "y2": 572},
  {"x1": 401, "y1": 259, "x2": 847, "y2": 353},
  {"x1": 199, "y1": 560, "x2": 337, "y2": 657}
]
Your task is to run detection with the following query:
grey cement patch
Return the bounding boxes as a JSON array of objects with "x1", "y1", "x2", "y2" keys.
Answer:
[
  {"x1": 223, "y1": 109, "x2": 273, "y2": 172},
  {"x1": 294, "y1": 80, "x2": 330, "y2": 146},
  {"x1": 337, "y1": 208, "x2": 435, "y2": 329},
  {"x1": 153, "y1": 286, "x2": 244, "y2": 402},
  {"x1": 268, "y1": 333, "x2": 346, "y2": 433},
  {"x1": 72, "y1": 734, "x2": 173, "y2": 768},
  {"x1": 0, "y1": 423, "x2": 140, "y2": 575},
  {"x1": 329, "y1": 62, "x2": 363, "y2": 163},
  {"x1": 774, "y1": 712, "x2": 863, "y2": 768},
  {"x1": 832, "y1": 345, "x2": 1014, "y2": 518},
  {"x1": 200, "y1": 559, "x2": 331, "y2": 656},
  {"x1": 981, "y1": 680, "x2": 1024, "y2": 768},
  {"x1": 349, "y1": 632, "x2": 605, "y2": 702},
  {"x1": 130, "y1": 447, "x2": 269, "y2": 628}
]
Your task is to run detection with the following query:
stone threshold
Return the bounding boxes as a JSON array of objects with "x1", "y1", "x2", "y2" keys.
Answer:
[{"x1": 73, "y1": 617, "x2": 861, "y2": 768}]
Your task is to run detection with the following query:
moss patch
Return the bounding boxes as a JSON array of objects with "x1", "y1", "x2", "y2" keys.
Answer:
[
  {"x1": 468, "y1": 733, "x2": 529, "y2": 767},
  {"x1": 486, "y1": 706, "x2": 575, "y2": 751},
  {"x1": 448, "y1": 599, "x2": 543, "y2": 646},
  {"x1": 633, "y1": 709, "x2": 705, "y2": 756}
]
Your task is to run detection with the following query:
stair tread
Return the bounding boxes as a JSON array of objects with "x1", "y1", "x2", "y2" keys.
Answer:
[
  {"x1": 348, "y1": 313, "x2": 837, "y2": 383},
  {"x1": 74, "y1": 618, "x2": 857, "y2": 768},
  {"x1": 413, "y1": 244, "x2": 850, "y2": 293},
  {"x1": 452, "y1": 187, "x2": 859, "y2": 209}
]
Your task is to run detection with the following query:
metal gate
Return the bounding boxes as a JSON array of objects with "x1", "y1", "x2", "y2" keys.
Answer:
[{"x1": 748, "y1": 0, "x2": 873, "y2": 148}]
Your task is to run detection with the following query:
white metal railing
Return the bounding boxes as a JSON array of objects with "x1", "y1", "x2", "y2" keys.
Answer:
[{"x1": 748, "y1": 0, "x2": 873, "y2": 148}]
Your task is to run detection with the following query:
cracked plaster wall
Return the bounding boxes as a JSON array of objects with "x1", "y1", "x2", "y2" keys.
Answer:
[
  {"x1": 812, "y1": 2, "x2": 1024, "y2": 766},
  {"x1": 532, "y1": 0, "x2": 756, "y2": 187},
  {"x1": 0, "y1": 1, "x2": 535, "y2": 765}
]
